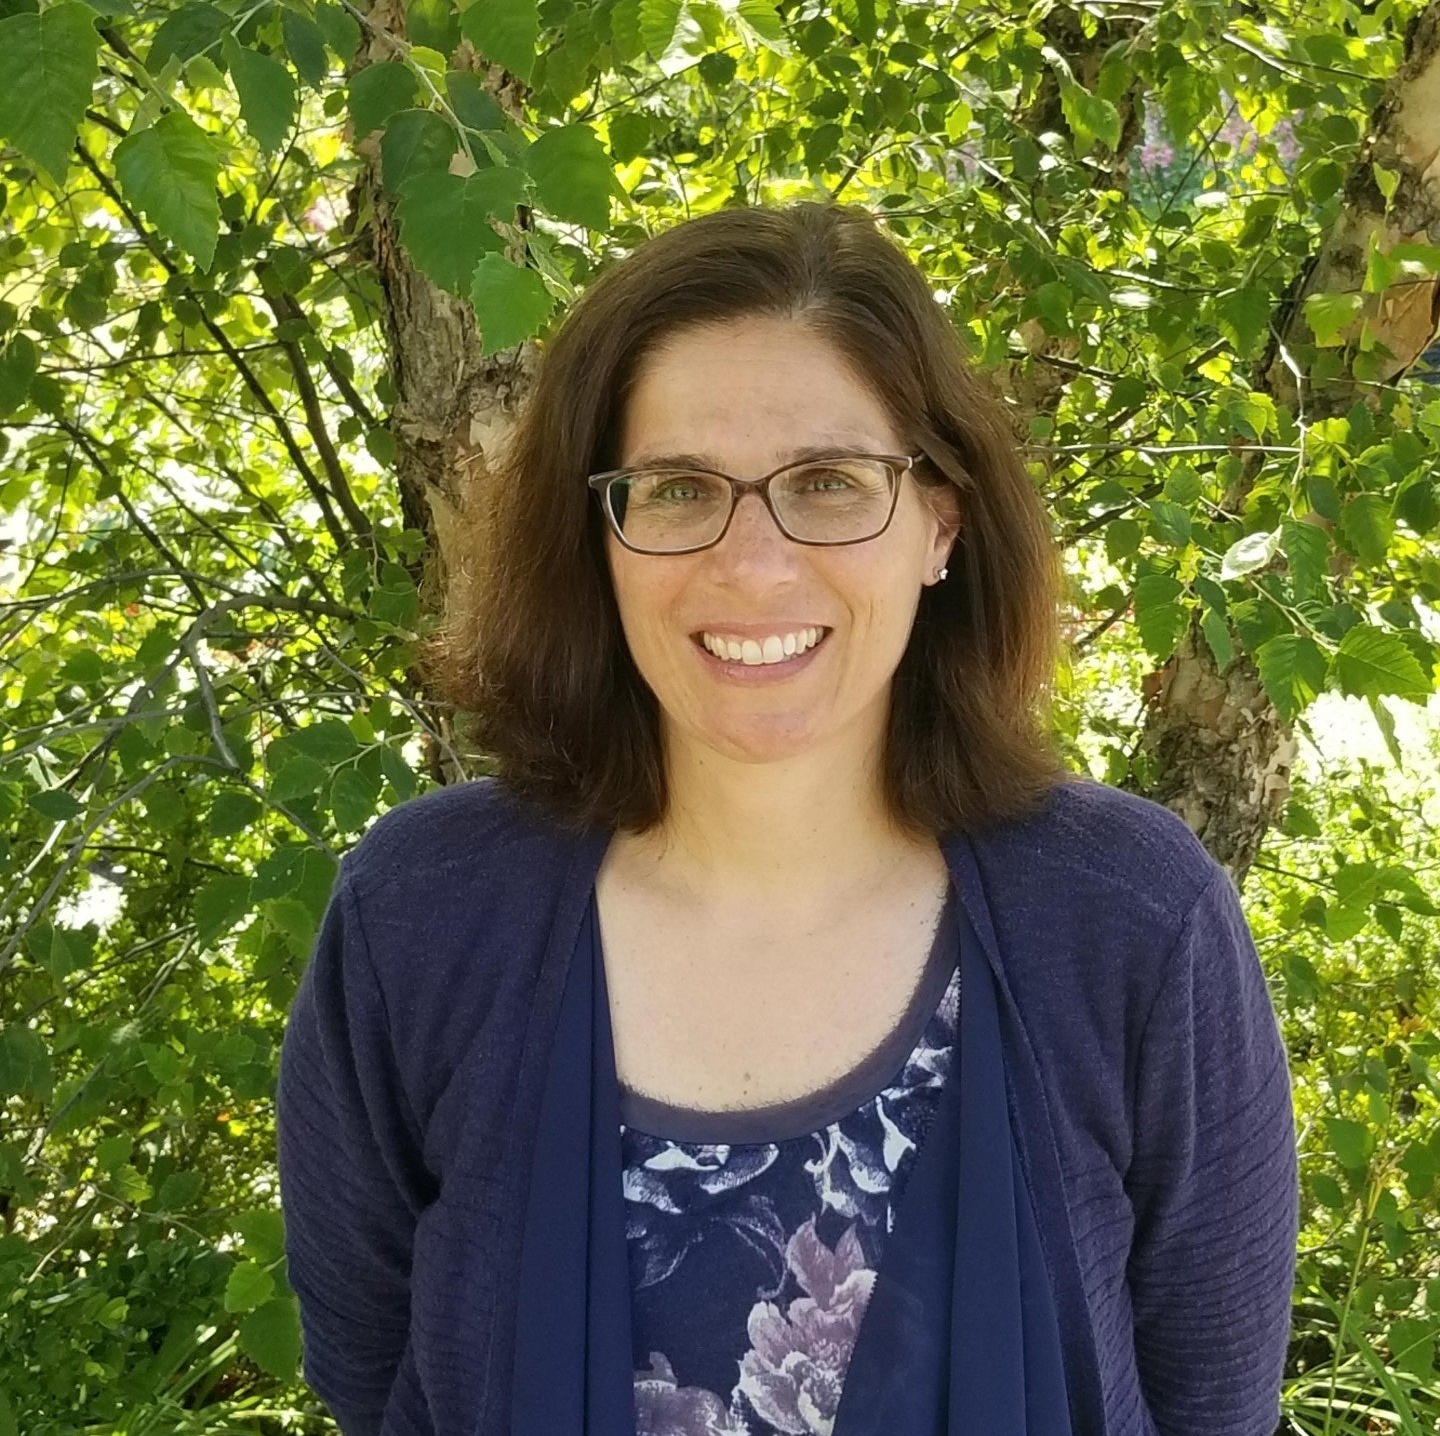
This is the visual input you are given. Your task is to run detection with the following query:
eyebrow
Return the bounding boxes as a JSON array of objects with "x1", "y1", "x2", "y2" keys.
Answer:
[{"x1": 624, "y1": 439, "x2": 894, "y2": 471}]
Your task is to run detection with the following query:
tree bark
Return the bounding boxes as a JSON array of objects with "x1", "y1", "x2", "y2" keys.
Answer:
[{"x1": 353, "y1": 1, "x2": 539, "y2": 785}]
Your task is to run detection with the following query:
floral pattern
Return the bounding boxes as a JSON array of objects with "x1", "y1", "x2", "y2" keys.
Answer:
[{"x1": 622, "y1": 961, "x2": 960, "y2": 1435}]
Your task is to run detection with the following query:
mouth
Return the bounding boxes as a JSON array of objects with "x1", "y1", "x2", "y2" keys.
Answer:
[{"x1": 689, "y1": 626, "x2": 833, "y2": 670}]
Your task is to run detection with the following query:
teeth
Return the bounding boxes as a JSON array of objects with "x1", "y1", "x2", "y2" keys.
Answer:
[{"x1": 701, "y1": 627, "x2": 825, "y2": 665}]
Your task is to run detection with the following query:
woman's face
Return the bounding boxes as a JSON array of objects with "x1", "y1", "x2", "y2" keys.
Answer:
[{"x1": 604, "y1": 314, "x2": 960, "y2": 768}]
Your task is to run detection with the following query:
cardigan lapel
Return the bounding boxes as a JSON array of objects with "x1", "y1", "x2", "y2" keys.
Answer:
[{"x1": 946, "y1": 830, "x2": 1111, "y2": 1436}]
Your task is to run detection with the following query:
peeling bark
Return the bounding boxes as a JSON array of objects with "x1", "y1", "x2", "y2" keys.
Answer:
[{"x1": 353, "y1": 1, "x2": 539, "y2": 784}]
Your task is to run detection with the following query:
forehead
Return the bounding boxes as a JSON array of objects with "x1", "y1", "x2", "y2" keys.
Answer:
[{"x1": 616, "y1": 317, "x2": 901, "y2": 466}]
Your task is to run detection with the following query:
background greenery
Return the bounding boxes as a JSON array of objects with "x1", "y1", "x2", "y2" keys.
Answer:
[{"x1": 1, "y1": 0, "x2": 1438, "y2": 1432}]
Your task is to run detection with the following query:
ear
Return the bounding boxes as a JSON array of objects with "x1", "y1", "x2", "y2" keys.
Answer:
[{"x1": 923, "y1": 482, "x2": 962, "y2": 569}]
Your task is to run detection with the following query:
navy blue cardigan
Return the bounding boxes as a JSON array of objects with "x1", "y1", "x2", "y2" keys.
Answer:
[{"x1": 275, "y1": 772, "x2": 1299, "y2": 1436}]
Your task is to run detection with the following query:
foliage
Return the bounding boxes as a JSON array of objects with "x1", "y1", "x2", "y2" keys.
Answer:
[{"x1": 0, "y1": 0, "x2": 1438, "y2": 1430}]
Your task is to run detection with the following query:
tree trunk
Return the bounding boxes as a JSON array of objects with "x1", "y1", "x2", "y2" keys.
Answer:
[{"x1": 354, "y1": 1, "x2": 539, "y2": 785}]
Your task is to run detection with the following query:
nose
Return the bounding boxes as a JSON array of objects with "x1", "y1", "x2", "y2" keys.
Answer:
[{"x1": 711, "y1": 486, "x2": 798, "y2": 562}]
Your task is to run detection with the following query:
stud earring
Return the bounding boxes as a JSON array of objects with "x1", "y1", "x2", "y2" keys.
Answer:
[{"x1": 936, "y1": 567, "x2": 948, "y2": 581}]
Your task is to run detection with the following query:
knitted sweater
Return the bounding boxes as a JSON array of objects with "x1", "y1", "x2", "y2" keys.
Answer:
[{"x1": 275, "y1": 772, "x2": 1299, "y2": 1436}]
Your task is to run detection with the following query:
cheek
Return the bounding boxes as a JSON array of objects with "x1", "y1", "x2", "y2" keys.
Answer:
[{"x1": 608, "y1": 553, "x2": 682, "y2": 653}]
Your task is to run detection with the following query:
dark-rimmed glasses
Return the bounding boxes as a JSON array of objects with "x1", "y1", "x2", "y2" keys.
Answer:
[{"x1": 587, "y1": 452, "x2": 921, "y2": 555}]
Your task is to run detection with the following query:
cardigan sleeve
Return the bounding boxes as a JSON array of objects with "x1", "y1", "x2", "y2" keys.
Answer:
[
  {"x1": 1125, "y1": 864, "x2": 1299, "y2": 1436},
  {"x1": 275, "y1": 864, "x2": 428, "y2": 1436}
]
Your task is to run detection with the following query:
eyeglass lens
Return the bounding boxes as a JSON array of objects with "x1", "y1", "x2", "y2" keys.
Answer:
[{"x1": 607, "y1": 458, "x2": 897, "y2": 552}]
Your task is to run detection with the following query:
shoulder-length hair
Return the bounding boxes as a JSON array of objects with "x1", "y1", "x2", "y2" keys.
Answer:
[{"x1": 418, "y1": 200, "x2": 1077, "y2": 840}]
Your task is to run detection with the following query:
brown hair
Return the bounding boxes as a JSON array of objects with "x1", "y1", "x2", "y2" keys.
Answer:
[{"x1": 418, "y1": 200, "x2": 1077, "y2": 840}]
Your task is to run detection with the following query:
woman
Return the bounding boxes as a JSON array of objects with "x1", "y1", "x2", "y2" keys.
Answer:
[{"x1": 276, "y1": 201, "x2": 1298, "y2": 1436}]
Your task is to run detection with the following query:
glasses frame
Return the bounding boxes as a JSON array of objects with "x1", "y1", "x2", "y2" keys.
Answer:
[{"x1": 586, "y1": 451, "x2": 921, "y2": 556}]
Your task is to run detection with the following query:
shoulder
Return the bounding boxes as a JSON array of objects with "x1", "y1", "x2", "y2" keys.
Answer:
[
  {"x1": 968, "y1": 771, "x2": 1223, "y2": 934},
  {"x1": 339, "y1": 775, "x2": 585, "y2": 903}
]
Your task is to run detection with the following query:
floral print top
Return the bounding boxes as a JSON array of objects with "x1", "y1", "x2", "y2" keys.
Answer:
[{"x1": 618, "y1": 886, "x2": 961, "y2": 1436}]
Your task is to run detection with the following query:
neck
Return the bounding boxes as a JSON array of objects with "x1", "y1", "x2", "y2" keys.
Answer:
[{"x1": 617, "y1": 730, "x2": 933, "y2": 916}]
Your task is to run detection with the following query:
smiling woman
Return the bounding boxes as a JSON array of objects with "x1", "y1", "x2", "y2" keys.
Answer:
[
  {"x1": 276, "y1": 200, "x2": 1297, "y2": 1436},
  {"x1": 419, "y1": 200, "x2": 1071, "y2": 844}
]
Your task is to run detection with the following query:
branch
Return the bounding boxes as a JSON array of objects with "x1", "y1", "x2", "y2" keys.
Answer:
[{"x1": 71, "y1": 141, "x2": 356, "y2": 552}]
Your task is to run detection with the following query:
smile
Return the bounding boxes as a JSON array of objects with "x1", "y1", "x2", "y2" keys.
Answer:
[{"x1": 690, "y1": 626, "x2": 833, "y2": 677}]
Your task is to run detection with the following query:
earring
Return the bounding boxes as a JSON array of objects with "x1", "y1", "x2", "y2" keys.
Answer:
[{"x1": 937, "y1": 567, "x2": 948, "y2": 581}]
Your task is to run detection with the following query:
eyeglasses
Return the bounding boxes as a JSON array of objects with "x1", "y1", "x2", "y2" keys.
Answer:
[{"x1": 587, "y1": 452, "x2": 920, "y2": 555}]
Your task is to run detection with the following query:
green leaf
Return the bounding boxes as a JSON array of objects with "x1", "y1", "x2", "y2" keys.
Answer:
[
  {"x1": 607, "y1": 111, "x2": 652, "y2": 164},
  {"x1": 446, "y1": 70, "x2": 508, "y2": 132},
  {"x1": 238, "y1": 1295, "x2": 301, "y2": 1379},
  {"x1": 349, "y1": 61, "x2": 418, "y2": 142},
  {"x1": 380, "y1": 744, "x2": 418, "y2": 800},
  {"x1": 1200, "y1": 608, "x2": 1234, "y2": 670},
  {"x1": 281, "y1": 9, "x2": 329, "y2": 88},
  {"x1": 146, "y1": 2, "x2": 226, "y2": 72},
  {"x1": 262, "y1": 894, "x2": 320, "y2": 956},
  {"x1": 1395, "y1": 477, "x2": 1440, "y2": 535},
  {"x1": 329, "y1": 766, "x2": 380, "y2": 833},
  {"x1": 1213, "y1": 287, "x2": 1271, "y2": 359},
  {"x1": 1193, "y1": 575, "x2": 1227, "y2": 616},
  {"x1": 158, "y1": 1169, "x2": 203, "y2": 1208},
  {"x1": 1305, "y1": 290, "x2": 1363, "y2": 347},
  {"x1": 114, "y1": 110, "x2": 221, "y2": 270},
  {"x1": 459, "y1": 0, "x2": 539, "y2": 82},
  {"x1": 1333, "y1": 625, "x2": 1431, "y2": 701},
  {"x1": 267, "y1": 753, "x2": 329, "y2": 802},
  {"x1": 1280, "y1": 518, "x2": 1330, "y2": 601},
  {"x1": 1326, "y1": 1116, "x2": 1374, "y2": 1171},
  {"x1": 1387, "y1": 1317, "x2": 1437, "y2": 1383},
  {"x1": 0, "y1": 1, "x2": 99, "y2": 183},
  {"x1": 1336, "y1": 492, "x2": 1392, "y2": 566},
  {"x1": 1365, "y1": 691, "x2": 1399, "y2": 772},
  {"x1": 1306, "y1": 473, "x2": 1341, "y2": 522},
  {"x1": 235, "y1": 1207, "x2": 287, "y2": 1263},
  {"x1": 0, "y1": 1026, "x2": 52, "y2": 1102},
  {"x1": 639, "y1": 0, "x2": 683, "y2": 55},
  {"x1": 95, "y1": 1134, "x2": 132, "y2": 1171},
  {"x1": 224, "y1": 1259, "x2": 274, "y2": 1313},
  {"x1": 803, "y1": 122, "x2": 843, "y2": 174},
  {"x1": 470, "y1": 251, "x2": 555, "y2": 356},
  {"x1": 1254, "y1": 633, "x2": 1328, "y2": 722},
  {"x1": 0, "y1": 332, "x2": 38, "y2": 415},
  {"x1": 1219, "y1": 527, "x2": 1279, "y2": 581},
  {"x1": 1223, "y1": 389, "x2": 1275, "y2": 441},
  {"x1": 194, "y1": 872, "x2": 252, "y2": 946},
  {"x1": 1145, "y1": 499, "x2": 1191, "y2": 548},
  {"x1": 365, "y1": 426, "x2": 396, "y2": 464},
  {"x1": 380, "y1": 108, "x2": 456, "y2": 194},
  {"x1": 208, "y1": 790, "x2": 262, "y2": 837},
  {"x1": 1104, "y1": 517, "x2": 1140, "y2": 563},
  {"x1": 314, "y1": 0, "x2": 361, "y2": 63},
  {"x1": 1059, "y1": 81, "x2": 1121, "y2": 155},
  {"x1": 522, "y1": 122, "x2": 616, "y2": 230},
  {"x1": 1162, "y1": 467, "x2": 1203, "y2": 506},
  {"x1": 734, "y1": 0, "x2": 790, "y2": 53},
  {"x1": 223, "y1": 39, "x2": 296, "y2": 157},
  {"x1": 1132, "y1": 573, "x2": 1186, "y2": 662},
  {"x1": 287, "y1": 718, "x2": 359, "y2": 764},
  {"x1": 141, "y1": 1039, "x2": 183, "y2": 1086},
  {"x1": 28, "y1": 786, "x2": 83, "y2": 821}
]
